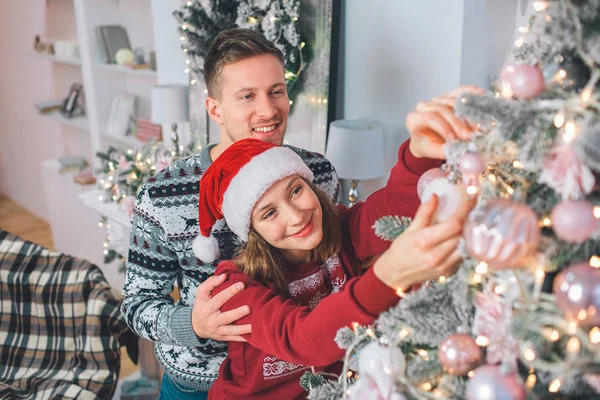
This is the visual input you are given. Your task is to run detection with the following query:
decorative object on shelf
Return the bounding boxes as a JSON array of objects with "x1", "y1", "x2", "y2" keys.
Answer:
[
  {"x1": 61, "y1": 83, "x2": 84, "y2": 118},
  {"x1": 33, "y1": 35, "x2": 54, "y2": 55},
  {"x1": 96, "y1": 25, "x2": 131, "y2": 63},
  {"x1": 115, "y1": 48, "x2": 135, "y2": 65},
  {"x1": 58, "y1": 156, "x2": 88, "y2": 174},
  {"x1": 135, "y1": 119, "x2": 162, "y2": 143},
  {"x1": 35, "y1": 99, "x2": 63, "y2": 114},
  {"x1": 176, "y1": 0, "x2": 338, "y2": 151},
  {"x1": 151, "y1": 84, "x2": 189, "y2": 156},
  {"x1": 307, "y1": 2, "x2": 600, "y2": 399},
  {"x1": 133, "y1": 47, "x2": 146, "y2": 65},
  {"x1": 53, "y1": 40, "x2": 79, "y2": 59},
  {"x1": 325, "y1": 119, "x2": 384, "y2": 206},
  {"x1": 149, "y1": 51, "x2": 157, "y2": 71},
  {"x1": 105, "y1": 93, "x2": 136, "y2": 139},
  {"x1": 72, "y1": 170, "x2": 96, "y2": 186}
]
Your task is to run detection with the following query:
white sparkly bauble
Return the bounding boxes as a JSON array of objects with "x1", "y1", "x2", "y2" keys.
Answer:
[
  {"x1": 466, "y1": 365, "x2": 527, "y2": 400},
  {"x1": 421, "y1": 178, "x2": 468, "y2": 222},
  {"x1": 115, "y1": 48, "x2": 134, "y2": 65},
  {"x1": 358, "y1": 342, "x2": 406, "y2": 377}
]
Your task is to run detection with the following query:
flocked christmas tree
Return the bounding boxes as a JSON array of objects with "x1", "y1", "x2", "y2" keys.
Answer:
[
  {"x1": 173, "y1": 0, "x2": 306, "y2": 102},
  {"x1": 306, "y1": 1, "x2": 600, "y2": 399}
]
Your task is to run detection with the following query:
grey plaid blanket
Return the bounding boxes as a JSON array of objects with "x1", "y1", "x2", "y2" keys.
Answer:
[{"x1": 0, "y1": 229, "x2": 136, "y2": 400}]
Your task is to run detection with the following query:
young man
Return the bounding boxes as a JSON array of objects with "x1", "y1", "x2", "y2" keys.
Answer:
[{"x1": 121, "y1": 28, "x2": 482, "y2": 399}]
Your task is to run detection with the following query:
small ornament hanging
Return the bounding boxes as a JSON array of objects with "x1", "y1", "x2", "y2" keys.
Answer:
[
  {"x1": 466, "y1": 365, "x2": 527, "y2": 400},
  {"x1": 464, "y1": 199, "x2": 540, "y2": 269},
  {"x1": 438, "y1": 334, "x2": 483, "y2": 376},
  {"x1": 358, "y1": 341, "x2": 406, "y2": 376},
  {"x1": 553, "y1": 261, "x2": 600, "y2": 327},
  {"x1": 459, "y1": 153, "x2": 486, "y2": 187},
  {"x1": 501, "y1": 63, "x2": 545, "y2": 99},
  {"x1": 551, "y1": 200, "x2": 598, "y2": 243},
  {"x1": 542, "y1": 55, "x2": 590, "y2": 90}
]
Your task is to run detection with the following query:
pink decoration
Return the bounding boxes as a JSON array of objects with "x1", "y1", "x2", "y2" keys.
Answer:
[
  {"x1": 466, "y1": 365, "x2": 527, "y2": 400},
  {"x1": 553, "y1": 261, "x2": 600, "y2": 327},
  {"x1": 417, "y1": 168, "x2": 446, "y2": 200},
  {"x1": 539, "y1": 145, "x2": 595, "y2": 200},
  {"x1": 501, "y1": 63, "x2": 545, "y2": 99},
  {"x1": 118, "y1": 155, "x2": 130, "y2": 170},
  {"x1": 438, "y1": 334, "x2": 483, "y2": 376},
  {"x1": 464, "y1": 199, "x2": 540, "y2": 269},
  {"x1": 459, "y1": 153, "x2": 486, "y2": 176},
  {"x1": 155, "y1": 154, "x2": 173, "y2": 172},
  {"x1": 119, "y1": 195, "x2": 136, "y2": 217},
  {"x1": 472, "y1": 289, "x2": 519, "y2": 369},
  {"x1": 421, "y1": 178, "x2": 468, "y2": 222},
  {"x1": 551, "y1": 200, "x2": 597, "y2": 243}
]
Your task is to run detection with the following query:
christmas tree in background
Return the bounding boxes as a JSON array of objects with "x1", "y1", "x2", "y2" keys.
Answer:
[
  {"x1": 306, "y1": 1, "x2": 600, "y2": 399},
  {"x1": 173, "y1": 0, "x2": 306, "y2": 102}
]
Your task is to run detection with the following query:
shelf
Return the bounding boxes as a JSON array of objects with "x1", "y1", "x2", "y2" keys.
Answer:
[
  {"x1": 101, "y1": 133, "x2": 145, "y2": 150},
  {"x1": 79, "y1": 189, "x2": 131, "y2": 229},
  {"x1": 27, "y1": 52, "x2": 82, "y2": 66},
  {"x1": 95, "y1": 63, "x2": 157, "y2": 78},
  {"x1": 40, "y1": 109, "x2": 89, "y2": 131}
]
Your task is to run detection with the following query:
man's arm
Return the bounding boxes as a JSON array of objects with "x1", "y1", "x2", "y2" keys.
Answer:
[{"x1": 121, "y1": 188, "x2": 251, "y2": 345}]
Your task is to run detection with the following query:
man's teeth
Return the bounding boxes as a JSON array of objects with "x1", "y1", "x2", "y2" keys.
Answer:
[{"x1": 253, "y1": 125, "x2": 276, "y2": 133}]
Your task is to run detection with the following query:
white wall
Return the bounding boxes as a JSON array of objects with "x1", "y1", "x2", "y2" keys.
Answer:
[{"x1": 339, "y1": 0, "x2": 518, "y2": 200}]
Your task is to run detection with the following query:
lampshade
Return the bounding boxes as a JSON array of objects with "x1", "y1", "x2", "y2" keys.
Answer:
[
  {"x1": 151, "y1": 84, "x2": 190, "y2": 124},
  {"x1": 325, "y1": 120, "x2": 385, "y2": 180}
]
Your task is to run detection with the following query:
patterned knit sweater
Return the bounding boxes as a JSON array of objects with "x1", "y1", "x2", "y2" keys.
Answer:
[{"x1": 120, "y1": 144, "x2": 340, "y2": 391}]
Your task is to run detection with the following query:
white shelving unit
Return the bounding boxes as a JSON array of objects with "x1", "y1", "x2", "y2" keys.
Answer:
[{"x1": 34, "y1": 0, "x2": 187, "y2": 297}]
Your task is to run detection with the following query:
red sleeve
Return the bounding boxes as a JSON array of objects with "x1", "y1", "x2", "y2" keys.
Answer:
[
  {"x1": 213, "y1": 263, "x2": 399, "y2": 367},
  {"x1": 345, "y1": 139, "x2": 442, "y2": 261}
]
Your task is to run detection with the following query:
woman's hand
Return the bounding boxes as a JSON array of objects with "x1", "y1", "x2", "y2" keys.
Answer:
[
  {"x1": 406, "y1": 85, "x2": 484, "y2": 159},
  {"x1": 373, "y1": 195, "x2": 473, "y2": 292}
]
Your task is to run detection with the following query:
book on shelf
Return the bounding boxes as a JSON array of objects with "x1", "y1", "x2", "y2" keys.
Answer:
[
  {"x1": 58, "y1": 156, "x2": 88, "y2": 174},
  {"x1": 135, "y1": 119, "x2": 162, "y2": 143},
  {"x1": 72, "y1": 169, "x2": 96, "y2": 185},
  {"x1": 96, "y1": 25, "x2": 131, "y2": 64},
  {"x1": 35, "y1": 99, "x2": 63, "y2": 114}
]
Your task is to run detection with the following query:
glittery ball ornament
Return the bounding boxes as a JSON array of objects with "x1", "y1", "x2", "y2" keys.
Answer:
[
  {"x1": 466, "y1": 365, "x2": 527, "y2": 400},
  {"x1": 438, "y1": 334, "x2": 483, "y2": 376},
  {"x1": 358, "y1": 341, "x2": 406, "y2": 376},
  {"x1": 417, "y1": 167, "x2": 446, "y2": 200},
  {"x1": 421, "y1": 178, "x2": 468, "y2": 222},
  {"x1": 501, "y1": 63, "x2": 545, "y2": 99},
  {"x1": 464, "y1": 199, "x2": 540, "y2": 269},
  {"x1": 553, "y1": 261, "x2": 600, "y2": 327},
  {"x1": 459, "y1": 153, "x2": 486, "y2": 187},
  {"x1": 551, "y1": 200, "x2": 598, "y2": 243}
]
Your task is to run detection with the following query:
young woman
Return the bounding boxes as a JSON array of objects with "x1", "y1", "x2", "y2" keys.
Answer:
[{"x1": 191, "y1": 138, "x2": 469, "y2": 399}]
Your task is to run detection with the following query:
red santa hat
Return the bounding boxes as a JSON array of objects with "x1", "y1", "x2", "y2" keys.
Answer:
[{"x1": 192, "y1": 138, "x2": 314, "y2": 262}]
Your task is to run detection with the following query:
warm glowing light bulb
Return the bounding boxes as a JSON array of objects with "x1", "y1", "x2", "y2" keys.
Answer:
[
  {"x1": 549, "y1": 379, "x2": 561, "y2": 393},
  {"x1": 563, "y1": 121, "x2": 576, "y2": 142},
  {"x1": 476, "y1": 336, "x2": 489, "y2": 346},
  {"x1": 554, "y1": 112, "x2": 565, "y2": 128},
  {"x1": 523, "y1": 348, "x2": 536, "y2": 361},
  {"x1": 475, "y1": 262, "x2": 488, "y2": 275},
  {"x1": 590, "y1": 256, "x2": 600, "y2": 268},
  {"x1": 589, "y1": 327, "x2": 600, "y2": 344},
  {"x1": 533, "y1": 1, "x2": 547, "y2": 11}
]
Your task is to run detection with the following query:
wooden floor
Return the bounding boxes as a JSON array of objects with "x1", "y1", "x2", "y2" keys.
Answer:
[{"x1": 0, "y1": 194, "x2": 139, "y2": 380}]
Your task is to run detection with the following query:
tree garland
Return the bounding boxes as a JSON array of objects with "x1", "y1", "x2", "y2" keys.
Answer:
[{"x1": 173, "y1": 0, "x2": 306, "y2": 104}]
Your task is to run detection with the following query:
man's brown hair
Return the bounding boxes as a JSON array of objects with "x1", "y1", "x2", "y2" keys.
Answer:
[
  {"x1": 204, "y1": 28, "x2": 285, "y2": 98},
  {"x1": 235, "y1": 179, "x2": 341, "y2": 297}
]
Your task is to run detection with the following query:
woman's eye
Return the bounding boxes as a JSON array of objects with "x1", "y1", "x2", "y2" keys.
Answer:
[
  {"x1": 241, "y1": 94, "x2": 253, "y2": 100},
  {"x1": 291, "y1": 185, "x2": 302, "y2": 197},
  {"x1": 263, "y1": 210, "x2": 276, "y2": 220}
]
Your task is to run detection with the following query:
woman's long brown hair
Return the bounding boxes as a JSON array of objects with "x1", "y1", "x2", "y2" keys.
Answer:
[{"x1": 235, "y1": 179, "x2": 341, "y2": 297}]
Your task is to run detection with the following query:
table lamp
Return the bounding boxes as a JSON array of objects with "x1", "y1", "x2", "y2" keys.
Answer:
[
  {"x1": 151, "y1": 84, "x2": 189, "y2": 155},
  {"x1": 325, "y1": 120, "x2": 385, "y2": 206}
]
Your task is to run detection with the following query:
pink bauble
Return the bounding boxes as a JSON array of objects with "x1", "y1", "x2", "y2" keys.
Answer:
[
  {"x1": 466, "y1": 365, "x2": 527, "y2": 400},
  {"x1": 551, "y1": 200, "x2": 597, "y2": 243},
  {"x1": 464, "y1": 199, "x2": 540, "y2": 269},
  {"x1": 501, "y1": 63, "x2": 545, "y2": 99},
  {"x1": 421, "y1": 178, "x2": 468, "y2": 222},
  {"x1": 459, "y1": 153, "x2": 486, "y2": 176},
  {"x1": 438, "y1": 334, "x2": 483, "y2": 376},
  {"x1": 553, "y1": 262, "x2": 600, "y2": 327},
  {"x1": 417, "y1": 168, "x2": 446, "y2": 200}
]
